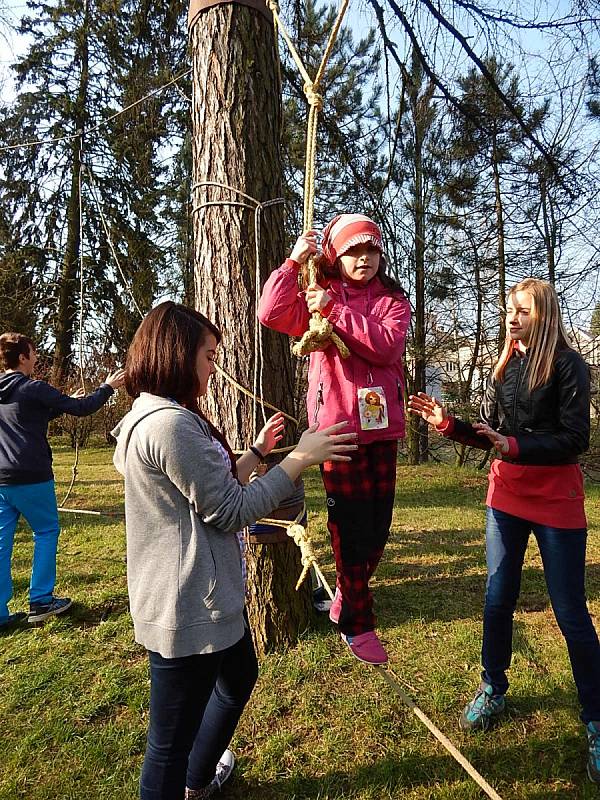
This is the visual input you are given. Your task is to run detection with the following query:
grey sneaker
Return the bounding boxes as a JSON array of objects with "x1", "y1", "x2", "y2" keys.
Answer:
[
  {"x1": 28, "y1": 596, "x2": 72, "y2": 623},
  {"x1": 185, "y1": 749, "x2": 235, "y2": 798},
  {"x1": 460, "y1": 681, "x2": 506, "y2": 732},
  {"x1": 587, "y1": 721, "x2": 600, "y2": 784}
]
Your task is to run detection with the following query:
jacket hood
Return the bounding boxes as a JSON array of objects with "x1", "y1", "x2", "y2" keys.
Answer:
[
  {"x1": 112, "y1": 393, "x2": 182, "y2": 476},
  {"x1": 0, "y1": 372, "x2": 28, "y2": 403}
]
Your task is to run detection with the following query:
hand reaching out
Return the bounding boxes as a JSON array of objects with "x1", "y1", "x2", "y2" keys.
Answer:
[
  {"x1": 407, "y1": 392, "x2": 447, "y2": 428},
  {"x1": 253, "y1": 412, "x2": 286, "y2": 458},
  {"x1": 105, "y1": 368, "x2": 126, "y2": 390}
]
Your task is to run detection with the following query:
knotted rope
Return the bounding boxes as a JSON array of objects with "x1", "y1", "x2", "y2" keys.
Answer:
[
  {"x1": 291, "y1": 314, "x2": 350, "y2": 358},
  {"x1": 257, "y1": 505, "x2": 333, "y2": 595},
  {"x1": 267, "y1": 0, "x2": 351, "y2": 359}
]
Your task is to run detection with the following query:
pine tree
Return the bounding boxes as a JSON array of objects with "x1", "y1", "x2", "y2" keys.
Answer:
[{"x1": 0, "y1": 0, "x2": 187, "y2": 380}]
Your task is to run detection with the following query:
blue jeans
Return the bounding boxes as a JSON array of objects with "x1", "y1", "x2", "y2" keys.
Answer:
[
  {"x1": 0, "y1": 481, "x2": 60, "y2": 621},
  {"x1": 140, "y1": 621, "x2": 258, "y2": 800},
  {"x1": 482, "y1": 507, "x2": 600, "y2": 723}
]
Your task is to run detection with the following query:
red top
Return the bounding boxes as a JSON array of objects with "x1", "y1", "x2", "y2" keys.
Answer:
[{"x1": 438, "y1": 417, "x2": 587, "y2": 530}]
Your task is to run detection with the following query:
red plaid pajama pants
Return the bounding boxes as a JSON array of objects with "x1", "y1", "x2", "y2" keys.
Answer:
[{"x1": 320, "y1": 440, "x2": 397, "y2": 636}]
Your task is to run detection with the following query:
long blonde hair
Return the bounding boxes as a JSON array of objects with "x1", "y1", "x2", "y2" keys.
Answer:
[{"x1": 493, "y1": 278, "x2": 573, "y2": 392}]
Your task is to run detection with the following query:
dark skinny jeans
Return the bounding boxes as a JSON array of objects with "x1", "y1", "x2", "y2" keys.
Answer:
[
  {"x1": 482, "y1": 507, "x2": 600, "y2": 723},
  {"x1": 140, "y1": 622, "x2": 258, "y2": 799}
]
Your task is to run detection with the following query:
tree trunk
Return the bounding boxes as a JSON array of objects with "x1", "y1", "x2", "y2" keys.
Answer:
[
  {"x1": 492, "y1": 144, "x2": 506, "y2": 356},
  {"x1": 539, "y1": 174, "x2": 556, "y2": 284},
  {"x1": 406, "y1": 83, "x2": 429, "y2": 465},
  {"x1": 52, "y1": 2, "x2": 89, "y2": 386},
  {"x1": 189, "y1": 2, "x2": 311, "y2": 655}
]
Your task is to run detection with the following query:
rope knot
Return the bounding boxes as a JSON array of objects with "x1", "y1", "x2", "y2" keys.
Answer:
[
  {"x1": 286, "y1": 523, "x2": 317, "y2": 590},
  {"x1": 303, "y1": 82, "x2": 324, "y2": 111},
  {"x1": 292, "y1": 314, "x2": 350, "y2": 358}
]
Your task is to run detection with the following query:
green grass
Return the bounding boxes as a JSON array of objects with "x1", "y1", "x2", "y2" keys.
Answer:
[{"x1": 1, "y1": 444, "x2": 599, "y2": 799}]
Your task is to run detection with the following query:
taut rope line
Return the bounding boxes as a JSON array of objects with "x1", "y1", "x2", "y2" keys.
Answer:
[
  {"x1": 266, "y1": 0, "x2": 350, "y2": 360},
  {"x1": 314, "y1": 578, "x2": 504, "y2": 799}
]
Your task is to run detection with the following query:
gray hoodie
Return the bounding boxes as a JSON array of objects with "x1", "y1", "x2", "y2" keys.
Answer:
[{"x1": 112, "y1": 393, "x2": 295, "y2": 658}]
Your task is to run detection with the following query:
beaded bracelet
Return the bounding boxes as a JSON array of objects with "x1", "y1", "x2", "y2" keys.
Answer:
[{"x1": 249, "y1": 445, "x2": 265, "y2": 461}]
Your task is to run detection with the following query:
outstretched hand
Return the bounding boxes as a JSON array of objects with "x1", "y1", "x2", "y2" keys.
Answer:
[
  {"x1": 105, "y1": 368, "x2": 125, "y2": 390},
  {"x1": 407, "y1": 392, "x2": 447, "y2": 428},
  {"x1": 253, "y1": 412, "x2": 286, "y2": 458},
  {"x1": 473, "y1": 422, "x2": 509, "y2": 454}
]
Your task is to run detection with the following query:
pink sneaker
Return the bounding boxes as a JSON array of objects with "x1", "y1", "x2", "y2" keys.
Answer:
[
  {"x1": 329, "y1": 588, "x2": 342, "y2": 624},
  {"x1": 341, "y1": 631, "x2": 388, "y2": 665}
]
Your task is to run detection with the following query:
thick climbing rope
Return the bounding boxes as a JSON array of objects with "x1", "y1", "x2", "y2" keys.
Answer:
[{"x1": 266, "y1": 0, "x2": 350, "y2": 360}]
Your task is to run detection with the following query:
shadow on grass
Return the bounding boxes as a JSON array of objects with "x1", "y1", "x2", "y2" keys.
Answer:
[
  {"x1": 365, "y1": 526, "x2": 600, "y2": 627},
  {"x1": 226, "y1": 727, "x2": 594, "y2": 799},
  {"x1": 68, "y1": 596, "x2": 130, "y2": 627}
]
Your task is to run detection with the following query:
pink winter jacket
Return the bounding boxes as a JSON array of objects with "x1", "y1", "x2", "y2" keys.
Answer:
[{"x1": 258, "y1": 259, "x2": 411, "y2": 445}]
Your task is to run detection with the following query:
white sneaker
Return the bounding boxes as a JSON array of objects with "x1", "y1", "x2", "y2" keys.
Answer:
[
  {"x1": 213, "y1": 748, "x2": 235, "y2": 788},
  {"x1": 185, "y1": 750, "x2": 235, "y2": 798}
]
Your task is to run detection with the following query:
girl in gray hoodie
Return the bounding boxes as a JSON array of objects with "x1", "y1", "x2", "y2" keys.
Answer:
[{"x1": 112, "y1": 302, "x2": 356, "y2": 800}]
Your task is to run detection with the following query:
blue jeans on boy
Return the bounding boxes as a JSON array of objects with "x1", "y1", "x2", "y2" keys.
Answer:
[
  {"x1": 482, "y1": 507, "x2": 600, "y2": 723},
  {"x1": 0, "y1": 480, "x2": 60, "y2": 622},
  {"x1": 140, "y1": 621, "x2": 258, "y2": 800}
]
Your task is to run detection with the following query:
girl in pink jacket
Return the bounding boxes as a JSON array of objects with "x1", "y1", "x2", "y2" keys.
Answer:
[{"x1": 258, "y1": 214, "x2": 411, "y2": 665}]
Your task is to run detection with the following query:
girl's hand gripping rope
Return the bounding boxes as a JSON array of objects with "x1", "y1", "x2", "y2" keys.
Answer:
[{"x1": 290, "y1": 230, "x2": 318, "y2": 264}]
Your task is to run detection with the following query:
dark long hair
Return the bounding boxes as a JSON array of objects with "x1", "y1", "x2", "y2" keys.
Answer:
[{"x1": 125, "y1": 302, "x2": 236, "y2": 472}]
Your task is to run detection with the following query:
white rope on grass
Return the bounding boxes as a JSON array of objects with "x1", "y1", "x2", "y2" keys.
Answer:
[{"x1": 314, "y1": 577, "x2": 505, "y2": 800}]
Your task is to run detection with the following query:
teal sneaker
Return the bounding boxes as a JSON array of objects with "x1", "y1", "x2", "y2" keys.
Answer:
[
  {"x1": 460, "y1": 682, "x2": 506, "y2": 732},
  {"x1": 587, "y1": 721, "x2": 600, "y2": 784}
]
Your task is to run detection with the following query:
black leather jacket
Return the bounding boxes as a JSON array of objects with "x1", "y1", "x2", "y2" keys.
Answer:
[{"x1": 448, "y1": 347, "x2": 591, "y2": 466}]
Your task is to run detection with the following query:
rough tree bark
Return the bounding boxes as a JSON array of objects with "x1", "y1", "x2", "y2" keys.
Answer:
[{"x1": 189, "y1": 0, "x2": 312, "y2": 655}]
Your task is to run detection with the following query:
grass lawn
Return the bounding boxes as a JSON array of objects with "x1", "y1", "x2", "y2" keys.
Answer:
[{"x1": 1, "y1": 444, "x2": 599, "y2": 799}]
